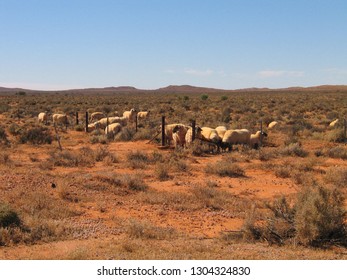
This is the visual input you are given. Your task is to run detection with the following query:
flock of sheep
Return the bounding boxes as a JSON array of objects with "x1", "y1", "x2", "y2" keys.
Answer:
[
  {"x1": 38, "y1": 109, "x2": 341, "y2": 152},
  {"x1": 164, "y1": 118, "x2": 341, "y2": 152},
  {"x1": 165, "y1": 123, "x2": 269, "y2": 152},
  {"x1": 38, "y1": 109, "x2": 150, "y2": 138}
]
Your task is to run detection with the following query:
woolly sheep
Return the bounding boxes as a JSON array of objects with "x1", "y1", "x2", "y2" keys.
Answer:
[
  {"x1": 268, "y1": 121, "x2": 278, "y2": 129},
  {"x1": 105, "y1": 123, "x2": 122, "y2": 138},
  {"x1": 199, "y1": 127, "x2": 222, "y2": 144},
  {"x1": 172, "y1": 124, "x2": 189, "y2": 148},
  {"x1": 137, "y1": 111, "x2": 150, "y2": 120},
  {"x1": 215, "y1": 126, "x2": 227, "y2": 138},
  {"x1": 52, "y1": 114, "x2": 68, "y2": 127},
  {"x1": 185, "y1": 126, "x2": 203, "y2": 147},
  {"x1": 222, "y1": 129, "x2": 251, "y2": 151},
  {"x1": 38, "y1": 112, "x2": 48, "y2": 124},
  {"x1": 249, "y1": 131, "x2": 268, "y2": 149},
  {"x1": 161, "y1": 123, "x2": 188, "y2": 146},
  {"x1": 329, "y1": 119, "x2": 339, "y2": 128},
  {"x1": 123, "y1": 108, "x2": 137, "y2": 123},
  {"x1": 90, "y1": 112, "x2": 106, "y2": 123},
  {"x1": 93, "y1": 116, "x2": 127, "y2": 129}
]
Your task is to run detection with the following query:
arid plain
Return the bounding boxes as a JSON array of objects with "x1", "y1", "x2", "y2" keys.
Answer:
[{"x1": 0, "y1": 86, "x2": 346, "y2": 259}]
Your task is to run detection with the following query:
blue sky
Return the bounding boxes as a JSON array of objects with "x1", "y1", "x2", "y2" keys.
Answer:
[{"x1": 0, "y1": 0, "x2": 346, "y2": 90}]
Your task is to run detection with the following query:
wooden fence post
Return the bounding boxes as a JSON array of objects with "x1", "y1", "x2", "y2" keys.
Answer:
[
  {"x1": 161, "y1": 116, "x2": 166, "y2": 146},
  {"x1": 260, "y1": 120, "x2": 263, "y2": 148},
  {"x1": 106, "y1": 116, "x2": 109, "y2": 135},
  {"x1": 75, "y1": 112, "x2": 79, "y2": 126},
  {"x1": 135, "y1": 116, "x2": 138, "y2": 132},
  {"x1": 192, "y1": 120, "x2": 196, "y2": 142},
  {"x1": 344, "y1": 118, "x2": 347, "y2": 143},
  {"x1": 85, "y1": 112, "x2": 89, "y2": 133}
]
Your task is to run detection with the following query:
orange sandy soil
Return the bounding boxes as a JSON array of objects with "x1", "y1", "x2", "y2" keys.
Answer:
[{"x1": 1, "y1": 130, "x2": 347, "y2": 259}]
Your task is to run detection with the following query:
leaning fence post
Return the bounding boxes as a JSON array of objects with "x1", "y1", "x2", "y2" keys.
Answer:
[
  {"x1": 106, "y1": 115, "x2": 109, "y2": 135},
  {"x1": 260, "y1": 120, "x2": 263, "y2": 148},
  {"x1": 85, "y1": 112, "x2": 89, "y2": 133},
  {"x1": 344, "y1": 118, "x2": 347, "y2": 143},
  {"x1": 135, "y1": 116, "x2": 138, "y2": 132},
  {"x1": 192, "y1": 120, "x2": 196, "y2": 142},
  {"x1": 161, "y1": 116, "x2": 166, "y2": 146}
]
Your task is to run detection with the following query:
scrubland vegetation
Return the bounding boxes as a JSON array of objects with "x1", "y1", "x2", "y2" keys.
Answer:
[{"x1": 0, "y1": 87, "x2": 346, "y2": 259}]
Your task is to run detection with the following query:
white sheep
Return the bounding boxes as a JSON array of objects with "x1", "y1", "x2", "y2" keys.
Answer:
[
  {"x1": 249, "y1": 131, "x2": 268, "y2": 149},
  {"x1": 172, "y1": 124, "x2": 189, "y2": 148},
  {"x1": 222, "y1": 129, "x2": 251, "y2": 151},
  {"x1": 196, "y1": 127, "x2": 222, "y2": 152},
  {"x1": 38, "y1": 112, "x2": 48, "y2": 124},
  {"x1": 123, "y1": 108, "x2": 137, "y2": 123},
  {"x1": 199, "y1": 127, "x2": 222, "y2": 144},
  {"x1": 215, "y1": 126, "x2": 227, "y2": 138},
  {"x1": 52, "y1": 114, "x2": 68, "y2": 127},
  {"x1": 268, "y1": 121, "x2": 278, "y2": 130},
  {"x1": 137, "y1": 111, "x2": 150, "y2": 120},
  {"x1": 93, "y1": 116, "x2": 127, "y2": 129},
  {"x1": 87, "y1": 122, "x2": 101, "y2": 132},
  {"x1": 90, "y1": 112, "x2": 106, "y2": 123},
  {"x1": 105, "y1": 123, "x2": 122, "y2": 138},
  {"x1": 184, "y1": 126, "x2": 203, "y2": 147},
  {"x1": 161, "y1": 123, "x2": 188, "y2": 146},
  {"x1": 329, "y1": 119, "x2": 339, "y2": 128}
]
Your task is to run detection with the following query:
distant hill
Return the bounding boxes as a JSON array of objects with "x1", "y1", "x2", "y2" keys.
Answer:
[{"x1": 0, "y1": 84, "x2": 346, "y2": 95}]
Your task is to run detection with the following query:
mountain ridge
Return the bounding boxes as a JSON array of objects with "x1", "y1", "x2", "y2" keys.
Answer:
[{"x1": 1, "y1": 84, "x2": 347, "y2": 94}]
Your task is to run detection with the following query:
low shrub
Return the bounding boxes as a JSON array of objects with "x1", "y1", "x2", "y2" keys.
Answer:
[
  {"x1": 0, "y1": 152, "x2": 12, "y2": 166},
  {"x1": 325, "y1": 146, "x2": 347, "y2": 160},
  {"x1": 244, "y1": 186, "x2": 347, "y2": 247},
  {"x1": 0, "y1": 203, "x2": 21, "y2": 228},
  {"x1": 206, "y1": 161, "x2": 245, "y2": 177},
  {"x1": 121, "y1": 174, "x2": 148, "y2": 192},
  {"x1": 19, "y1": 126, "x2": 52, "y2": 145},
  {"x1": 295, "y1": 186, "x2": 346, "y2": 246},
  {"x1": 126, "y1": 150, "x2": 151, "y2": 169},
  {"x1": 126, "y1": 219, "x2": 176, "y2": 240},
  {"x1": 280, "y1": 143, "x2": 308, "y2": 157},
  {"x1": 0, "y1": 126, "x2": 9, "y2": 144},
  {"x1": 48, "y1": 149, "x2": 95, "y2": 167},
  {"x1": 324, "y1": 167, "x2": 347, "y2": 188},
  {"x1": 154, "y1": 163, "x2": 170, "y2": 181}
]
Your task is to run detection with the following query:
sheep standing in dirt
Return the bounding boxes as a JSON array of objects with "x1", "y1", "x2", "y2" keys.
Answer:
[
  {"x1": 185, "y1": 126, "x2": 203, "y2": 147},
  {"x1": 93, "y1": 116, "x2": 127, "y2": 130},
  {"x1": 268, "y1": 121, "x2": 278, "y2": 130},
  {"x1": 123, "y1": 108, "x2": 137, "y2": 123},
  {"x1": 222, "y1": 129, "x2": 251, "y2": 151},
  {"x1": 215, "y1": 126, "x2": 227, "y2": 138},
  {"x1": 161, "y1": 123, "x2": 187, "y2": 146},
  {"x1": 105, "y1": 123, "x2": 122, "y2": 138},
  {"x1": 172, "y1": 124, "x2": 190, "y2": 148},
  {"x1": 249, "y1": 131, "x2": 268, "y2": 149},
  {"x1": 137, "y1": 111, "x2": 150, "y2": 120},
  {"x1": 329, "y1": 119, "x2": 339, "y2": 128},
  {"x1": 90, "y1": 112, "x2": 106, "y2": 123},
  {"x1": 200, "y1": 127, "x2": 222, "y2": 144},
  {"x1": 38, "y1": 112, "x2": 48, "y2": 124},
  {"x1": 53, "y1": 114, "x2": 68, "y2": 128},
  {"x1": 196, "y1": 127, "x2": 222, "y2": 152}
]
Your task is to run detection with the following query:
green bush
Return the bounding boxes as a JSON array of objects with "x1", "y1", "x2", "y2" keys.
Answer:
[
  {"x1": 295, "y1": 186, "x2": 346, "y2": 246},
  {"x1": 206, "y1": 161, "x2": 245, "y2": 177},
  {"x1": 19, "y1": 126, "x2": 52, "y2": 144},
  {"x1": 0, "y1": 127, "x2": 9, "y2": 144},
  {"x1": 200, "y1": 94, "x2": 209, "y2": 101},
  {"x1": 0, "y1": 203, "x2": 21, "y2": 228}
]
